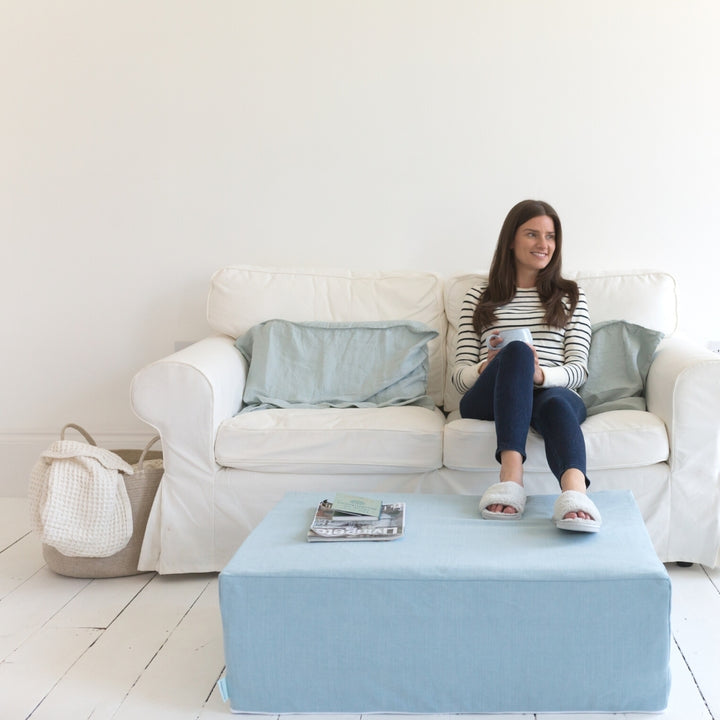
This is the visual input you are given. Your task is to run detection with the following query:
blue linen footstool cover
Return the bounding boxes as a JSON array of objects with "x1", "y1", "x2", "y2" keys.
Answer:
[{"x1": 219, "y1": 491, "x2": 671, "y2": 713}]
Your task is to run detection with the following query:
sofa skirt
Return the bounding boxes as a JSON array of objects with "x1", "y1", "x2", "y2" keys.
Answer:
[{"x1": 138, "y1": 463, "x2": 671, "y2": 574}]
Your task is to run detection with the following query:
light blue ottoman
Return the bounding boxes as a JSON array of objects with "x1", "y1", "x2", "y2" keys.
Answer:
[{"x1": 219, "y1": 491, "x2": 671, "y2": 713}]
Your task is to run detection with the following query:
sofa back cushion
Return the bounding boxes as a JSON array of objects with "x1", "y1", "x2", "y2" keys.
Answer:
[
  {"x1": 208, "y1": 265, "x2": 447, "y2": 407},
  {"x1": 235, "y1": 320, "x2": 437, "y2": 410},
  {"x1": 443, "y1": 270, "x2": 678, "y2": 412}
]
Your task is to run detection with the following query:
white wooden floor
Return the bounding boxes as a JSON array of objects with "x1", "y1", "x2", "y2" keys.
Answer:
[{"x1": 1, "y1": 497, "x2": 718, "y2": 720}]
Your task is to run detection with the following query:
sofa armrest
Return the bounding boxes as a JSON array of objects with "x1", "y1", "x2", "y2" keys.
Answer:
[
  {"x1": 646, "y1": 335, "x2": 720, "y2": 565},
  {"x1": 130, "y1": 335, "x2": 247, "y2": 571},
  {"x1": 131, "y1": 334, "x2": 247, "y2": 451}
]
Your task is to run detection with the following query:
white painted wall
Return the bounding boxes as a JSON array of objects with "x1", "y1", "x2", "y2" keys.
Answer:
[{"x1": 2, "y1": 1, "x2": 719, "y2": 495}]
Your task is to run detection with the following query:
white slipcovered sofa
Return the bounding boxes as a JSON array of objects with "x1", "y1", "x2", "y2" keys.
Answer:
[{"x1": 131, "y1": 265, "x2": 720, "y2": 573}]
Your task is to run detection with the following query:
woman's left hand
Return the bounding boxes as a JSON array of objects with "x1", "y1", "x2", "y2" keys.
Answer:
[{"x1": 529, "y1": 345, "x2": 545, "y2": 385}]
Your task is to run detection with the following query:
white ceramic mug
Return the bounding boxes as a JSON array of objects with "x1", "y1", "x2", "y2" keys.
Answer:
[{"x1": 486, "y1": 327, "x2": 533, "y2": 350}]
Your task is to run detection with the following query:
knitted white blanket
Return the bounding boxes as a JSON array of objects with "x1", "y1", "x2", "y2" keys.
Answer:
[{"x1": 29, "y1": 440, "x2": 135, "y2": 557}]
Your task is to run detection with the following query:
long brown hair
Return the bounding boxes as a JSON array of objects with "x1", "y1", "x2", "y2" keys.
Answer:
[{"x1": 473, "y1": 199, "x2": 579, "y2": 333}]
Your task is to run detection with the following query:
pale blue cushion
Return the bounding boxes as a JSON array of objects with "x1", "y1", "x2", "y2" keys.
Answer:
[
  {"x1": 235, "y1": 320, "x2": 437, "y2": 411},
  {"x1": 579, "y1": 320, "x2": 664, "y2": 415}
]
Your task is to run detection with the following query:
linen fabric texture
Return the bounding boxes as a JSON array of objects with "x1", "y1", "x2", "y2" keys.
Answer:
[
  {"x1": 235, "y1": 319, "x2": 438, "y2": 411},
  {"x1": 579, "y1": 320, "x2": 664, "y2": 416},
  {"x1": 29, "y1": 440, "x2": 134, "y2": 557},
  {"x1": 219, "y1": 491, "x2": 670, "y2": 713}
]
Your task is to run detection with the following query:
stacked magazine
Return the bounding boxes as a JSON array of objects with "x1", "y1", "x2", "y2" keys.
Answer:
[{"x1": 307, "y1": 495, "x2": 405, "y2": 542}]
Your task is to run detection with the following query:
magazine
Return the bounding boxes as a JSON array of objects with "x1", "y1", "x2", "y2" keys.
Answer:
[{"x1": 307, "y1": 499, "x2": 405, "y2": 542}]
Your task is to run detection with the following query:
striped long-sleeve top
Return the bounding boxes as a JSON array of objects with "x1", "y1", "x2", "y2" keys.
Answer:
[{"x1": 451, "y1": 282, "x2": 592, "y2": 395}]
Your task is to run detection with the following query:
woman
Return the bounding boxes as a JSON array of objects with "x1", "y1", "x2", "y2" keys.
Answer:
[{"x1": 451, "y1": 199, "x2": 600, "y2": 531}]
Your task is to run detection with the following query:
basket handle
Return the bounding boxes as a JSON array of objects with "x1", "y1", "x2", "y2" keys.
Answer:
[
  {"x1": 137, "y1": 435, "x2": 161, "y2": 469},
  {"x1": 60, "y1": 423, "x2": 97, "y2": 445}
]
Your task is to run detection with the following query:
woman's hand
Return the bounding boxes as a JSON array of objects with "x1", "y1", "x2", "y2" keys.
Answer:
[
  {"x1": 478, "y1": 333, "x2": 503, "y2": 374},
  {"x1": 482, "y1": 333, "x2": 544, "y2": 384},
  {"x1": 486, "y1": 333, "x2": 503, "y2": 360},
  {"x1": 529, "y1": 344, "x2": 545, "y2": 385}
]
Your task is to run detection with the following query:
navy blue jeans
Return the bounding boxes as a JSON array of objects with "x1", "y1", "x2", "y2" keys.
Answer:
[{"x1": 459, "y1": 341, "x2": 589, "y2": 486}]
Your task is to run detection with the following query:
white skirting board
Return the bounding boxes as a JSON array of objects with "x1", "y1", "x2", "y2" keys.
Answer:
[{"x1": 0, "y1": 433, "x2": 158, "y2": 497}]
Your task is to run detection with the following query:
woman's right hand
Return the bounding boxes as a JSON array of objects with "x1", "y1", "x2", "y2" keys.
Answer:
[
  {"x1": 478, "y1": 333, "x2": 503, "y2": 374},
  {"x1": 486, "y1": 333, "x2": 503, "y2": 362}
]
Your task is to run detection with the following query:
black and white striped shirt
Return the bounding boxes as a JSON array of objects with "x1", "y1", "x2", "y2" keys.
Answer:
[{"x1": 451, "y1": 283, "x2": 592, "y2": 394}]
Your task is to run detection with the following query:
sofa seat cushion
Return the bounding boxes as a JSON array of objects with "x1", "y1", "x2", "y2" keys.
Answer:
[
  {"x1": 216, "y1": 406, "x2": 445, "y2": 474},
  {"x1": 443, "y1": 409, "x2": 669, "y2": 473}
]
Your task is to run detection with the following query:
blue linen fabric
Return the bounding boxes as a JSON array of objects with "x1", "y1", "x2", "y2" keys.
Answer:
[
  {"x1": 219, "y1": 491, "x2": 671, "y2": 714},
  {"x1": 234, "y1": 319, "x2": 438, "y2": 411},
  {"x1": 579, "y1": 320, "x2": 664, "y2": 415}
]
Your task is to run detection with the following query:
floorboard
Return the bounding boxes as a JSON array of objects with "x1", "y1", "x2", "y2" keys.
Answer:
[
  {"x1": 667, "y1": 564, "x2": 720, "y2": 719},
  {"x1": 0, "y1": 498, "x2": 717, "y2": 719},
  {"x1": 28, "y1": 574, "x2": 214, "y2": 720},
  {"x1": 112, "y1": 577, "x2": 225, "y2": 720}
]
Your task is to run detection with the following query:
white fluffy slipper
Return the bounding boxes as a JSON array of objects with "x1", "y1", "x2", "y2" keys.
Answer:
[
  {"x1": 553, "y1": 491, "x2": 602, "y2": 533},
  {"x1": 479, "y1": 481, "x2": 526, "y2": 520}
]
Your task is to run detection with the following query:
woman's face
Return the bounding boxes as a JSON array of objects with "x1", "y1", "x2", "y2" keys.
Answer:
[{"x1": 511, "y1": 214, "x2": 556, "y2": 284}]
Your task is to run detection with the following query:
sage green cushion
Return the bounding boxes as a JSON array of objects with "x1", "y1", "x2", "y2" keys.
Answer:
[
  {"x1": 579, "y1": 320, "x2": 664, "y2": 416},
  {"x1": 235, "y1": 320, "x2": 438, "y2": 411}
]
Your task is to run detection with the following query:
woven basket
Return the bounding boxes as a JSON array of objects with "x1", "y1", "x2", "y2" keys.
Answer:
[{"x1": 42, "y1": 424, "x2": 163, "y2": 578}]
